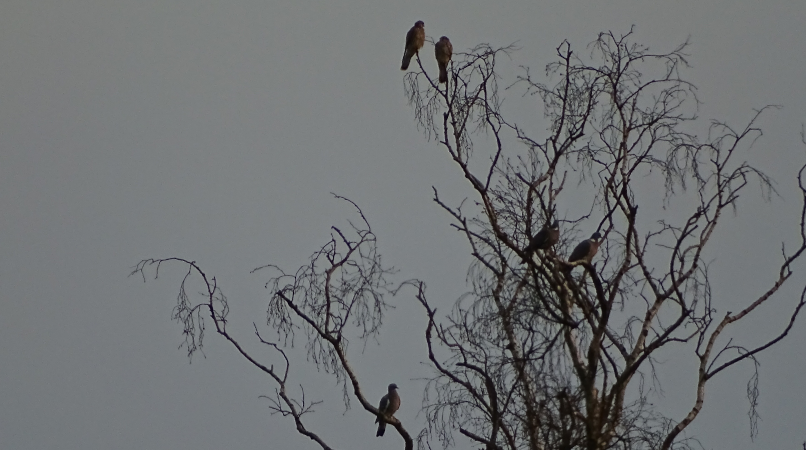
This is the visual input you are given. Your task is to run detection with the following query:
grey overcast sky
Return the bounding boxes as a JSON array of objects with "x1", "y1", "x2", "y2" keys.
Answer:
[{"x1": 2, "y1": 0, "x2": 805, "y2": 449}]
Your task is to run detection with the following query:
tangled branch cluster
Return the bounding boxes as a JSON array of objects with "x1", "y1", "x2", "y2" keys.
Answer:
[
  {"x1": 134, "y1": 29, "x2": 806, "y2": 450},
  {"x1": 407, "y1": 29, "x2": 806, "y2": 450}
]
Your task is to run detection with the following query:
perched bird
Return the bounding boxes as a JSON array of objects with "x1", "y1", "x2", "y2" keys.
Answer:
[
  {"x1": 375, "y1": 383, "x2": 401, "y2": 437},
  {"x1": 524, "y1": 220, "x2": 560, "y2": 254},
  {"x1": 567, "y1": 232, "x2": 603, "y2": 266},
  {"x1": 401, "y1": 21, "x2": 425, "y2": 70},
  {"x1": 434, "y1": 36, "x2": 453, "y2": 83}
]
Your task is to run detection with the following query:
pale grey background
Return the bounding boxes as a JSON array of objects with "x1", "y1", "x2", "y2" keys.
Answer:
[{"x1": 1, "y1": 1, "x2": 805, "y2": 449}]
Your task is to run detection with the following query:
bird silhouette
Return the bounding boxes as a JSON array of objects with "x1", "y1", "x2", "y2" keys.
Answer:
[
  {"x1": 567, "y1": 232, "x2": 603, "y2": 266},
  {"x1": 375, "y1": 383, "x2": 401, "y2": 437},
  {"x1": 401, "y1": 21, "x2": 425, "y2": 70},
  {"x1": 524, "y1": 220, "x2": 560, "y2": 254},
  {"x1": 435, "y1": 36, "x2": 453, "y2": 83}
]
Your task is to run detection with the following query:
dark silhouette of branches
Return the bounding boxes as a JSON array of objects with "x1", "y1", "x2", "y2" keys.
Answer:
[
  {"x1": 134, "y1": 29, "x2": 806, "y2": 450},
  {"x1": 132, "y1": 195, "x2": 414, "y2": 450},
  {"x1": 406, "y1": 29, "x2": 806, "y2": 450}
]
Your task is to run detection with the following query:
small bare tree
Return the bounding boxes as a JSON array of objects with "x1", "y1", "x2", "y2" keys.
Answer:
[
  {"x1": 133, "y1": 29, "x2": 806, "y2": 450},
  {"x1": 133, "y1": 195, "x2": 415, "y2": 450}
]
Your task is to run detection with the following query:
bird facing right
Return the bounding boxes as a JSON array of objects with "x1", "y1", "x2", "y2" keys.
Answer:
[
  {"x1": 401, "y1": 21, "x2": 425, "y2": 71},
  {"x1": 375, "y1": 383, "x2": 401, "y2": 437},
  {"x1": 567, "y1": 232, "x2": 603, "y2": 265},
  {"x1": 524, "y1": 220, "x2": 560, "y2": 254},
  {"x1": 434, "y1": 36, "x2": 453, "y2": 83}
]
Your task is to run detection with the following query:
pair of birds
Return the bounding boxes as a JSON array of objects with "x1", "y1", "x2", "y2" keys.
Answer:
[
  {"x1": 524, "y1": 220, "x2": 603, "y2": 267},
  {"x1": 401, "y1": 20, "x2": 453, "y2": 84},
  {"x1": 375, "y1": 383, "x2": 400, "y2": 437}
]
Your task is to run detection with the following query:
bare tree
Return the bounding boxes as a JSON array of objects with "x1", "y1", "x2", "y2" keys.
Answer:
[
  {"x1": 132, "y1": 195, "x2": 415, "y2": 450},
  {"x1": 133, "y1": 29, "x2": 806, "y2": 450}
]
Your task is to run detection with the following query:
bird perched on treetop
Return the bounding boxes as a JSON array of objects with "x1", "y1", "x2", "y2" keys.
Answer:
[
  {"x1": 434, "y1": 36, "x2": 453, "y2": 83},
  {"x1": 401, "y1": 21, "x2": 425, "y2": 71},
  {"x1": 524, "y1": 220, "x2": 560, "y2": 254},
  {"x1": 567, "y1": 232, "x2": 603, "y2": 267},
  {"x1": 375, "y1": 383, "x2": 401, "y2": 437}
]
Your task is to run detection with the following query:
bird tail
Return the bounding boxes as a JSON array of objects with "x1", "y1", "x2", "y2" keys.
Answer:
[
  {"x1": 439, "y1": 64, "x2": 448, "y2": 83},
  {"x1": 401, "y1": 51, "x2": 413, "y2": 70},
  {"x1": 376, "y1": 421, "x2": 386, "y2": 436}
]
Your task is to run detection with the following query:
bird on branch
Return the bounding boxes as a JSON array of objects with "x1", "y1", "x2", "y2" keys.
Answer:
[
  {"x1": 566, "y1": 232, "x2": 603, "y2": 268},
  {"x1": 375, "y1": 383, "x2": 400, "y2": 437},
  {"x1": 401, "y1": 21, "x2": 425, "y2": 70},
  {"x1": 435, "y1": 36, "x2": 453, "y2": 83},
  {"x1": 524, "y1": 220, "x2": 560, "y2": 254}
]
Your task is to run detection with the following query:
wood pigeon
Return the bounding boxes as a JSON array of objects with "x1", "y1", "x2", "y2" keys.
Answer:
[
  {"x1": 567, "y1": 232, "x2": 602, "y2": 266},
  {"x1": 524, "y1": 220, "x2": 560, "y2": 254},
  {"x1": 375, "y1": 383, "x2": 400, "y2": 437}
]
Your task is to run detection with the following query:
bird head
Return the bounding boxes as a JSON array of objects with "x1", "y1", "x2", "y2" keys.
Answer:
[
  {"x1": 388, "y1": 383, "x2": 399, "y2": 391},
  {"x1": 590, "y1": 232, "x2": 602, "y2": 241},
  {"x1": 550, "y1": 220, "x2": 560, "y2": 230},
  {"x1": 415, "y1": 21, "x2": 424, "y2": 28}
]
